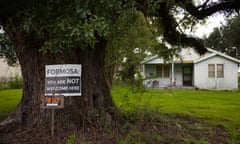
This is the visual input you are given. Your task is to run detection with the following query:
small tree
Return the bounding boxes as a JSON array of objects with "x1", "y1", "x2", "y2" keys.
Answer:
[{"x1": 105, "y1": 11, "x2": 156, "y2": 86}]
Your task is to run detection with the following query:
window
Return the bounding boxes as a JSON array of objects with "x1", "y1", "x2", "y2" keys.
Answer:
[
  {"x1": 164, "y1": 66, "x2": 170, "y2": 78},
  {"x1": 217, "y1": 64, "x2": 224, "y2": 78},
  {"x1": 208, "y1": 64, "x2": 224, "y2": 78},
  {"x1": 208, "y1": 64, "x2": 215, "y2": 78},
  {"x1": 156, "y1": 65, "x2": 162, "y2": 77},
  {"x1": 156, "y1": 65, "x2": 169, "y2": 78}
]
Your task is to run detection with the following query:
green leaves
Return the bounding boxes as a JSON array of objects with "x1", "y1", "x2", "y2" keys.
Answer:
[{"x1": 15, "y1": 0, "x2": 136, "y2": 53}]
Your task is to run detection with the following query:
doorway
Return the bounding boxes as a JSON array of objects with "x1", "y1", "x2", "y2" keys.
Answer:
[{"x1": 183, "y1": 66, "x2": 193, "y2": 86}]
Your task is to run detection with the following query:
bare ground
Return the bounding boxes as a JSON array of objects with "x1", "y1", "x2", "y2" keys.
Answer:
[{"x1": 0, "y1": 115, "x2": 232, "y2": 144}]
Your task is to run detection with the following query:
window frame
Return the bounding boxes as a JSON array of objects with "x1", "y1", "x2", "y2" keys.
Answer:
[
  {"x1": 156, "y1": 64, "x2": 170, "y2": 78},
  {"x1": 208, "y1": 64, "x2": 215, "y2": 78},
  {"x1": 208, "y1": 64, "x2": 224, "y2": 78},
  {"x1": 217, "y1": 64, "x2": 224, "y2": 78}
]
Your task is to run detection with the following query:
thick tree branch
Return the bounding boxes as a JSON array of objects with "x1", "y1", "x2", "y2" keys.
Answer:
[
  {"x1": 136, "y1": 0, "x2": 240, "y2": 54},
  {"x1": 158, "y1": 3, "x2": 206, "y2": 54},
  {"x1": 184, "y1": 1, "x2": 240, "y2": 19}
]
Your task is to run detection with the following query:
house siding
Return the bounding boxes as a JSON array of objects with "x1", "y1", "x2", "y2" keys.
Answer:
[{"x1": 194, "y1": 55, "x2": 238, "y2": 90}]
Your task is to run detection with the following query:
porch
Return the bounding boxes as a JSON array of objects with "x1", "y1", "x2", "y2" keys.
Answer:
[{"x1": 143, "y1": 63, "x2": 194, "y2": 88}]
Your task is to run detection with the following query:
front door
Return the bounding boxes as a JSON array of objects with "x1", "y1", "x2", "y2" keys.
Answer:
[{"x1": 183, "y1": 66, "x2": 192, "y2": 86}]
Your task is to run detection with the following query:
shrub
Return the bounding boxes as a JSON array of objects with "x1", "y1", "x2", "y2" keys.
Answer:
[
  {"x1": 0, "y1": 75, "x2": 23, "y2": 90},
  {"x1": 9, "y1": 75, "x2": 23, "y2": 89}
]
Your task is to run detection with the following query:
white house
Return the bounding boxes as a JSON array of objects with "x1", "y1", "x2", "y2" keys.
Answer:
[
  {"x1": 0, "y1": 58, "x2": 21, "y2": 82},
  {"x1": 141, "y1": 48, "x2": 240, "y2": 90}
]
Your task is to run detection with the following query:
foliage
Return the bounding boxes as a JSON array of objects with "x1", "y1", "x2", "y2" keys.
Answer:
[
  {"x1": 0, "y1": 75, "x2": 23, "y2": 90},
  {"x1": 2, "y1": 0, "x2": 136, "y2": 54},
  {"x1": 205, "y1": 14, "x2": 240, "y2": 59},
  {"x1": 105, "y1": 10, "x2": 157, "y2": 85},
  {"x1": 66, "y1": 134, "x2": 76, "y2": 144},
  {"x1": 9, "y1": 74, "x2": 23, "y2": 89},
  {"x1": 0, "y1": 33, "x2": 17, "y2": 65}
]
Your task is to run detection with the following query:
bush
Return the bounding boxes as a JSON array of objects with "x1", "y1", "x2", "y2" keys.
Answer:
[
  {"x1": 9, "y1": 75, "x2": 23, "y2": 89},
  {"x1": 0, "y1": 75, "x2": 23, "y2": 90}
]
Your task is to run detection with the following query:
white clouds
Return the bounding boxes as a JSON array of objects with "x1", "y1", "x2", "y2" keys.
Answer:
[{"x1": 186, "y1": 14, "x2": 226, "y2": 38}]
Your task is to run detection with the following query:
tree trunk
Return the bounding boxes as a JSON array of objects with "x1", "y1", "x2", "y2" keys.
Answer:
[{"x1": 3, "y1": 18, "x2": 118, "y2": 128}]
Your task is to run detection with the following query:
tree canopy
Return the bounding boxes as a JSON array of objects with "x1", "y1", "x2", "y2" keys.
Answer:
[
  {"x1": 1, "y1": 0, "x2": 240, "y2": 55},
  {"x1": 205, "y1": 14, "x2": 240, "y2": 59},
  {"x1": 105, "y1": 11, "x2": 156, "y2": 85}
]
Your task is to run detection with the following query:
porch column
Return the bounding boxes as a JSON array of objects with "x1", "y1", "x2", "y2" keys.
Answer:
[
  {"x1": 142, "y1": 64, "x2": 145, "y2": 78},
  {"x1": 171, "y1": 63, "x2": 176, "y2": 86}
]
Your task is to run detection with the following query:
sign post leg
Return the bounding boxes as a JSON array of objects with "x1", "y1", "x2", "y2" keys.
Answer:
[{"x1": 51, "y1": 109, "x2": 55, "y2": 136}]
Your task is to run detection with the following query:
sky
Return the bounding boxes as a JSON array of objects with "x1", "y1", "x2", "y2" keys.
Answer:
[
  {"x1": 187, "y1": 14, "x2": 226, "y2": 38},
  {"x1": 190, "y1": 0, "x2": 226, "y2": 38}
]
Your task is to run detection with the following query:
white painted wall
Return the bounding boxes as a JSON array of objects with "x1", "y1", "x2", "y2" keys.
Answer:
[
  {"x1": 0, "y1": 58, "x2": 21, "y2": 82},
  {"x1": 194, "y1": 55, "x2": 238, "y2": 90}
]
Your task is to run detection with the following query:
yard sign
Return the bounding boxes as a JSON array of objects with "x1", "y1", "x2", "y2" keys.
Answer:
[{"x1": 45, "y1": 64, "x2": 81, "y2": 96}]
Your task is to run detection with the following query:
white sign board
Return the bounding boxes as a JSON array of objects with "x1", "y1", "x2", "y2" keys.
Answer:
[{"x1": 45, "y1": 64, "x2": 81, "y2": 96}]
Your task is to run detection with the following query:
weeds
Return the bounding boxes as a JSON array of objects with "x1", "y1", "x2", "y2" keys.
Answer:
[{"x1": 66, "y1": 134, "x2": 76, "y2": 144}]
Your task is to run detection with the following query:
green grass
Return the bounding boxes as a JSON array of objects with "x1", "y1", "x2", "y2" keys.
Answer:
[
  {"x1": 111, "y1": 86, "x2": 240, "y2": 129},
  {"x1": 0, "y1": 89, "x2": 22, "y2": 121},
  {"x1": 1, "y1": 87, "x2": 240, "y2": 141},
  {"x1": 1, "y1": 87, "x2": 240, "y2": 128}
]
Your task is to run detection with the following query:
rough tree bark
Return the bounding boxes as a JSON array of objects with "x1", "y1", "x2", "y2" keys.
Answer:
[{"x1": 3, "y1": 17, "x2": 117, "y2": 128}]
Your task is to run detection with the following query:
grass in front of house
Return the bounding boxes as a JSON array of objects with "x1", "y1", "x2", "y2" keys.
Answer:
[
  {"x1": 111, "y1": 86, "x2": 240, "y2": 129},
  {"x1": 1, "y1": 87, "x2": 240, "y2": 142},
  {"x1": 1, "y1": 87, "x2": 240, "y2": 128},
  {"x1": 0, "y1": 89, "x2": 22, "y2": 121}
]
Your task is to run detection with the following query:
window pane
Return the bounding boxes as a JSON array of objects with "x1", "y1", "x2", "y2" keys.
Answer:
[
  {"x1": 164, "y1": 66, "x2": 169, "y2": 78},
  {"x1": 217, "y1": 64, "x2": 224, "y2": 78},
  {"x1": 208, "y1": 64, "x2": 215, "y2": 78},
  {"x1": 156, "y1": 65, "x2": 162, "y2": 77}
]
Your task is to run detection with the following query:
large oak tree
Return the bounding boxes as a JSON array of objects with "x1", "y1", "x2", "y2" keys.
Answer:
[{"x1": 0, "y1": 0, "x2": 240, "y2": 128}]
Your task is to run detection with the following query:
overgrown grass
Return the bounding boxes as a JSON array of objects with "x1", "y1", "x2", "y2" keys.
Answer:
[
  {"x1": 112, "y1": 86, "x2": 240, "y2": 137},
  {"x1": 0, "y1": 89, "x2": 22, "y2": 121},
  {"x1": 1, "y1": 86, "x2": 240, "y2": 142}
]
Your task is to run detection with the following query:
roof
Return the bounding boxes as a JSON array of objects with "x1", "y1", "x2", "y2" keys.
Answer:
[
  {"x1": 141, "y1": 47, "x2": 240, "y2": 64},
  {"x1": 194, "y1": 48, "x2": 240, "y2": 64},
  {"x1": 141, "y1": 55, "x2": 164, "y2": 64}
]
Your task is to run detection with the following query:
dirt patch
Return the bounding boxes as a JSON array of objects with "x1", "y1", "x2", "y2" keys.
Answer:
[{"x1": 0, "y1": 115, "x2": 232, "y2": 144}]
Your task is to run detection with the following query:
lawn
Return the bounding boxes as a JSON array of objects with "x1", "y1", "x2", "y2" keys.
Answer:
[
  {"x1": 0, "y1": 89, "x2": 22, "y2": 121},
  {"x1": 1, "y1": 87, "x2": 240, "y2": 142},
  {"x1": 111, "y1": 86, "x2": 240, "y2": 130},
  {"x1": 1, "y1": 87, "x2": 240, "y2": 128}
]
